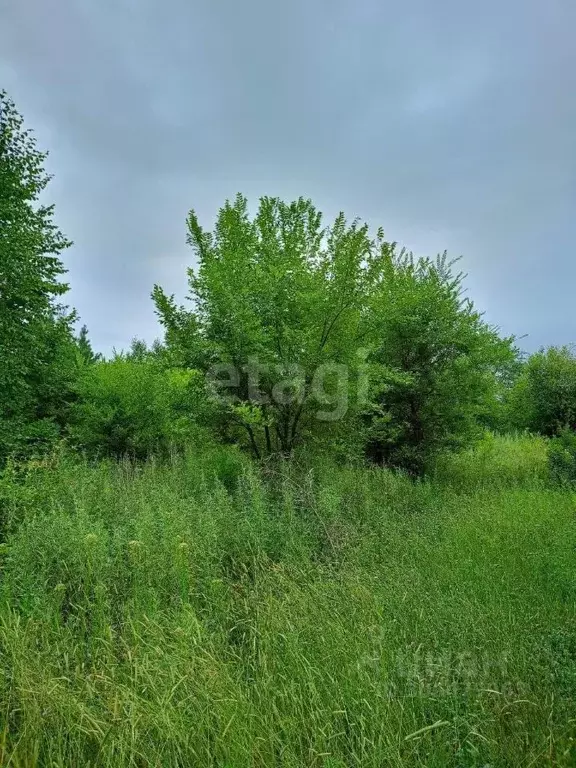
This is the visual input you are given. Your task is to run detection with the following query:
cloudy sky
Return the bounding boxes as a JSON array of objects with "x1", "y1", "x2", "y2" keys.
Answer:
[{"x1": 1, "y1": 0, "x2": 574, "y2": 355}]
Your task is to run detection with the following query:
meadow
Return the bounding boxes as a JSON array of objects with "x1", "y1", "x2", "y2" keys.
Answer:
[{"x1": 1, "y1": 434, "x2": 575, "y2": 767}]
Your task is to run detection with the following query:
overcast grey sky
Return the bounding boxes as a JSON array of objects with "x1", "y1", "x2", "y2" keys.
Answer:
[{"x1": 1, "y1": 0, "x2": 574, "y2": 354}]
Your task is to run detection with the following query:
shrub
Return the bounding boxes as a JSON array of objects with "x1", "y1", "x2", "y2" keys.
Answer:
[
  {"x1": 363, "y1": 254, "x2": 516, "y2": 474},
  {"x1": 507, "y1": 346, "x2": 576, "y2": 436},
  {"x1": 548, "y1": 428, "x2": 576, "y2": 486},
  {"x1": 67, "y1": 358, "x2": 213, "y2": 459}
]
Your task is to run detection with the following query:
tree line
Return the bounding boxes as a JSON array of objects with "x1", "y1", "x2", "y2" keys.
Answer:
[{"x1": 1, "y1": 91, "x2": 575, "y2": 477}]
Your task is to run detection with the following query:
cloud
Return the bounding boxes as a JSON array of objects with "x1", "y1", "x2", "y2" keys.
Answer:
[{"x1": 1, "y1": 0, "x2": 574, "y2": 354}]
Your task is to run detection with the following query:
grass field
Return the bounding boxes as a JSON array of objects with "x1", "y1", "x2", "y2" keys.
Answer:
[{"x1": 0, "y1": 436, "x2": 575, "y2": 766}]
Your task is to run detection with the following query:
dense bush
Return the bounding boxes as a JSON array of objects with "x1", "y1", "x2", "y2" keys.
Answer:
[
  {"x1": 67, "y1": 358, "x2": 214, "y2": 459},
  {"x1": 363, "y1": 254, "x2": 515, "y2": 474},
  {"x1": 548, "y1": 428, "x2": 576, "y2": 486},
  {"x1": 506, "y1": 346, "x2": 576, "y2": 436}
]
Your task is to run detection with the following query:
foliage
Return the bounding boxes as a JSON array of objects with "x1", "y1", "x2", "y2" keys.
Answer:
[
  {"x1": 75, "y1": 323, "x2": 101, "y2": 365},
  {"x1": 432, "y1": 431, "x2": 549, "y2": 489},
  {"x1": 548, "y1": 428, "x2": 576, "y2": 486},
  {"x1": 363, "y1": 253, "x2": 516, "y2": 474},
  {"x1": 153, "y1": 194, "x2": 387, "y2": 457},
  {"x1": 3, "y1": 89, "x2": 576, "y2": 768},
  {"x1": 154, "y1": 195, "x2": 514, "y2": 470},
  {"x1": 506, "y1": 346, "x2": 576, "y2": 436},
  {"x1": 0, "y1": 444, "x2": 575, "y2": 766},
  {"x1": 67, "y1": 357, "x2": 213, "y2": 459},
  {"x1": 0, "y1": 91, "x2": 76, "y2": 462}
]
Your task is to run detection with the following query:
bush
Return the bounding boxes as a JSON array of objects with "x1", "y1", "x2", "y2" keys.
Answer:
[
  {"x1": 363, "y1": 254, "x2": 516, "y2": 474},
  {"x1": 67, "y1": 358, "x2": 213, "y2": 459},
  {"x1": 507, "y1": 346, "x2": 576, "y2": 436},
  {"x1": 548, "y1": 428, "x2": 576, "y2": 486}
]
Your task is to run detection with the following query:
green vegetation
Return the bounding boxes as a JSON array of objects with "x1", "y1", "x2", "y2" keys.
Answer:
[
  {"x1": 1, "y1": 437, "x2": 575, "y2": 766},
  {"x1": 68, "y1": 354, "x2": 211, "y2": 461},
  {"x1": 361, "y1": 253, "x2": 514, "y2": 473},
  {"x1": 2, "y1": 92, "x2": 576, "y2": 766},
  {"x1": 0, "y1": 91, "x2": 77, "y2": 461},
  {"x1": 152, "y1": 196, "x2": 515, "y2": 470},
  {"x1": 506, "y1": 346, "x2": 576, "y2": 437},
  {"x1": 548, "y1": 428, "x2": 576, "y2": 487}
]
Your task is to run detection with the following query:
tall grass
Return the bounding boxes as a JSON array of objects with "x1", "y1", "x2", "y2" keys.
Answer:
[
  {"x1": 0, "y1": 435, "x2": 575, "y2": 766},
  {"x1": 431, "y1": 431, "x2": 550, "y2": 490}
]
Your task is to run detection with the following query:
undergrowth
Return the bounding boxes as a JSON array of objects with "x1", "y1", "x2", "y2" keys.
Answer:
[{"x1": 0, "y1": 435, "x2": 575, "y2": 767}]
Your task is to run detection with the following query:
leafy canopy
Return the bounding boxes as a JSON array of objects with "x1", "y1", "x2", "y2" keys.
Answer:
[
  {"x1": 0, "y1": 91, "x2": 76, "y2": 460},
  {"x1": 154, "y1": 194, "x2": 514, "y2": 470},
  {"x1": 506, "y1": 346, "x2": 576, "y2": 437},
  {"x1": 154, "y1": 194, "x2": 387, "y2": 456},
  {"x1": 363, "y1": 252, "x2": 516, "y2": 473}
]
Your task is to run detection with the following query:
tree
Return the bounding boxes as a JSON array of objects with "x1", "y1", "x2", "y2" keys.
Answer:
[
  {"x1": 362, "y1": 252, "x2": 516, "y2": 474},
  {"x1": 75, "y1": 324, "x2": 101, "y2": 365},
  {"x1": 0, "y1": 91, "x2": 75, "y2": 460},
  {"x1": 506, "y1": 346, "x2": 576, "y2": 436},
  {"x1": 153, "y1": 194, "x2": 385, "y2": 457},
  {"x1": 154, "y1": 194, "x2": 515, "y2": 467}
]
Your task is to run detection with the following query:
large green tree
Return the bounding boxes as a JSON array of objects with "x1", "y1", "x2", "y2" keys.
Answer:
[
  {"x1": 362, "y1": 252, "x2": 517, "y2": 473},
  {"x1": 0, "y1": 91, "x2": 75, "y2": 459},
  {"x1": 153, "y1": 194, "x2": 384, "y2": 456},
  {"x1": 153, "y1": 194, "x2": 514, "y2": 467}
]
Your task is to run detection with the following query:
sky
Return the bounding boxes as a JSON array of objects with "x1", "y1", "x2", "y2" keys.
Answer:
[{"x1": 1, "y1": 0, "x2": 575, "y2": 356}]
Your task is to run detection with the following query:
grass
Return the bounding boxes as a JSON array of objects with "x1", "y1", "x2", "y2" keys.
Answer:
[
  {"x1": 0, "y1": 435, "x2": 575, "y2": 766},
  {"x1": 431, "y1": 431, "x2": 550, "y2": 490}
]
